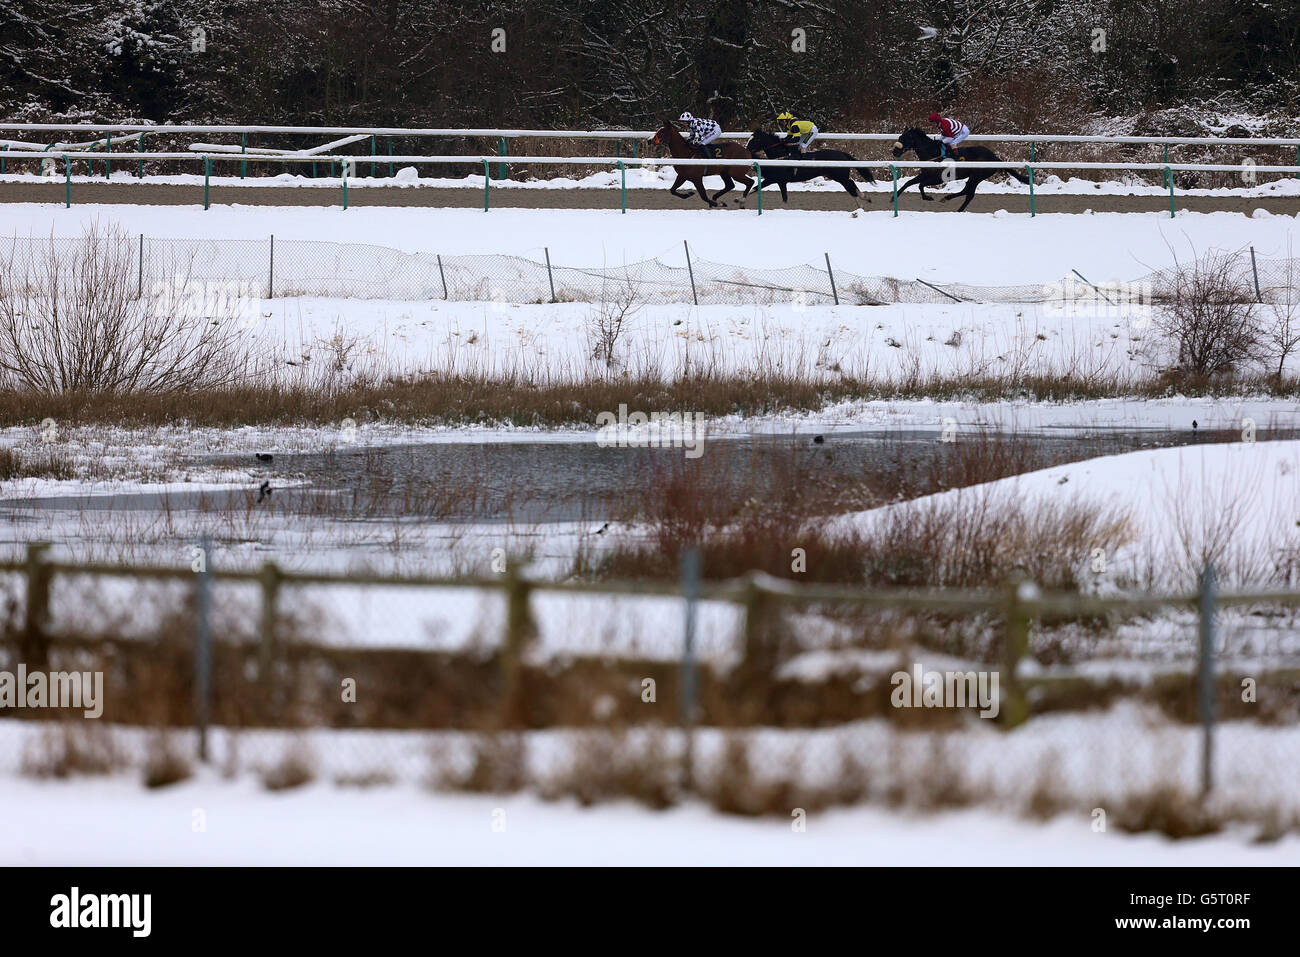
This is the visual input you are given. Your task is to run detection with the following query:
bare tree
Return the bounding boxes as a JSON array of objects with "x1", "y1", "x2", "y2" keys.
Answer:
[
  {"x1": 0, "y1": 224, "x2": 255, "y2": 394},
  {"x1": 586, "y1": 269, "x2": 643, "y2": 370},
  {"x1": 1152, "y1": 247, "x2": 1264, "y2": 378},
  {"x1": 1262, "y1": 249, "x2": 1300, "y2": 381}
]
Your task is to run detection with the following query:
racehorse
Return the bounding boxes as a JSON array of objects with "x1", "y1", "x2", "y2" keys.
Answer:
[
  {"x1": 649, "y1": 121, "x2": 755, "y2": 207},
  {"x1": 891, "y1": 127, "x2": 1030, "y2": 211},
  {"x1": 745, "y1": 129, "x2": 876, "y2": 206}
]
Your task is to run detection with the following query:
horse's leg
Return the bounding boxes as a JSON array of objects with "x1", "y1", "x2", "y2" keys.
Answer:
[
  {"x1": 956, "y1": 176, "x2": 986, "y2": 212},
  {"x1": 779, "y1": 181, "x2": 789, "y2": 203},
  {"x1": 711, "y1": 173, "x2": 735, "y2": 204},
  {"x1": 668, "y1": 173, "x2": 693, "y2": 199},
  {"x1": 738, "y1": 174, "x2": 754, "y2": 198},
  {"x1": 691, "y1": 176, "x2": 717, "y2": 207},
  {"x1": 898, "y1": 175, "x2": 922, "y2": 197}
]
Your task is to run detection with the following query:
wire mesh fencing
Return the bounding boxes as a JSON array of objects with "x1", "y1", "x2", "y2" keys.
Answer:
[
  {"x1": 2, "y1": 234, "x2": 1295, "y2": 309},
  {"x1": 1, "y1": 551, "x2": 1299, "y2": 833}
]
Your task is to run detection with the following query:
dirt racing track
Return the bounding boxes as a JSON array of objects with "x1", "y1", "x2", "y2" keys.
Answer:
[{"x1": 1, "y1": 180, "x2": 1298, "y2": 215}]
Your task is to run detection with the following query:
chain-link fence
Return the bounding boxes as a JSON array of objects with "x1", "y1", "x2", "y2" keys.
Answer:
[
  {"x1": 2, "y1": 235, "x2": 1296, "y2": 308},
  {"x1": 2, "y1": 550, "x2": 1298, "y2": 832}
]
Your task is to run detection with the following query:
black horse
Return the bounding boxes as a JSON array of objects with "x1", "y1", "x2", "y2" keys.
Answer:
[
  {"x1": 890, "y1": 127, "x2": 1029, "y2": 211},
  {"x1": 745, "y1": 129, "x2": 876, "y2": 206}
]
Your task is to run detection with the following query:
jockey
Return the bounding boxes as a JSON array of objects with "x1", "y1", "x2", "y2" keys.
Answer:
[
  {"x1": 929, "y1": 112, "x2": 969, "y2": 158},
  {"x1": 778, "y1": 111, "x2": 819, "y2": 153},
  {"x1": 678, "y1": 112, "x2": 722, "y2": 158}
]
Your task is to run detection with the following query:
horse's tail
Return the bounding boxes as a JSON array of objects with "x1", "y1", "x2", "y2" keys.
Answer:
[
  {"x1": 857, "y1": 166, "x2": 877, "y2": 184},
  {"x1": 1007, "y1": 167, "x2": 1030, "y2": 184}
]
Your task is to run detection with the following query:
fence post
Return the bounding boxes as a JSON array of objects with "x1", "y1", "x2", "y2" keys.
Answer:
[
  {"x1": 1029, "y1": 140, "x2": 1035, "y2": 163},
  {"x1": 1, "y1": 144, "x2": 6, "y2": 174},
  {"x1": 1028, "y1": 165, "x2": 1036, "y2": 217},
  {"x1": 754, "y1": 162, "x2": 762, "y2": 215},
  {"x1": 824, "y1": 252, "x2": 839, "y2": 305},
  {"x1": 483, "y1": 159, "x2": 490, "y2": 211},
  {"x1": 1165, "y1": 166, "x2": 1175, "y2": 218},
  {"x1": 499, "y1": 562, "x2": 535, "y2": 729},
  {"x1": 1249, "y1": 246, "x2": 1262, "y2": 302},
  {"x1": 240, "y1": 132, "x2": 247, "y2": 179},
  {"x1": 370, "y1": 134, "x2": 377, "y2": 178},
  {"x1": 891, "y1": 164, "x2": 898, "y2": 217},
  {"x1": 1001, "y1": 574, "x2": 1032, "y2": 728},
  {"x1": 258, "y1": 561, "x2": 280, "y2": 689},
  {"x1": 617, "y1": 160, "x2": 626, "y2": 213},
  {"x1": 138, "y1": 233, "x2": 144, "y2": 298},
  {"x1": 341, "y1": 159, "x2": 348, "y2": 210},
  {"x1": 1197, "y1": 565, "x2": 1217, "y2": 796},
  {"x1": 194, "y1": 537, "x2": 213, "y2": 763},
  {"x1": 203, "y1": 155, "x2": 211, "y2": 210},
  {"x1": 388, "y1": 135, "x2": 394, "y2": 177},
  {"x1": 683, "y1": 240, "x2": 698, "y2": 306},
  {"x1": 680, "y1": 547, "x2": 700, "y2": 792},
  {"x1": 23, "y1": 543, "x2": 52, "y2": 669},
  {"x1": 497, "y1": 136, "x2": 509, "y2": 180},
  {"x1": 437, "y1": 253, "x2": 448, "y2": 300},
  {"x1": 105, "y1": 133, "x2": 111, "y2": 179},
  {"x1": 268, "y1": 234, "x2": 275, "y2": 299},
  {"x1": 544, "y1": 247, "x2": 556, "y2": 302},
  {"x1": 64, "y1": 154, "x2": 71, "y2": 208},
  {"x1": 137, "y1": 132, "x2": 145, "y2": 178}
]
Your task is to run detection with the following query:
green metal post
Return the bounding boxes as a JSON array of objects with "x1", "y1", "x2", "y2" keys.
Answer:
[
  {"x1": 204, "y1": 156, "x2": 211, "y2": 209},
  {"x1": 64, "y1": 155, "x2": 71, "y2": 208},
  {"x1": 241, "y1": 133, "x2": 247, "y2": 179},
  {"x1": 617, "y1": 160, "x2": 626, "y2": 213},
  {"x1": 632, "y1": 139, "x2": 638, "y2": 159},
  {"x1": 1165, "y1": 166, "x2": 1175, "y2": 218},
  {"x1": 483, "y1": 159, "x2": 490, "y2": 211},
  {"x1": 1028, "y1": 165, "x2": 1035, "y2": 217},
  {"x1": 1295, "y1": 146, "x2": 1298, "y2": 179},
  {"x1": 137, "y1": 132, "x2": 145, "y2": 178},
  {"x1": 755, "y1": 162, "x2": 762, "y2": 215},
  {"x1": 312, "y1": 161, "x2": 318, "y2": 178},
  {"x1": 370, "y1": 134, "x2": 377, "y2": 177},
  {"x1": 105, "y1": 133, "x2": 111, "y2": 178},
  {"x1": 1, "y1": 145, "x2": 6, "y2": 174},
  {"x1": 342, "y1": 160, "x2": 348, "y2": 209},
  {"x1": 615, "y1": 140, "x2": 621, "y2": 159},
  {"x1": 497, "y1": 137, "x2": 508, "y2": 180},
  {"x1": 891, "y1": 165, "x2": 898, "y2": 217},
  {"x1": 1163, "y1": 143, "x2": 1169, "y2": 164}
]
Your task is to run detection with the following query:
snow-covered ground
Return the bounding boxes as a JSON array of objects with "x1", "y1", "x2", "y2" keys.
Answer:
[
  {"x1": 2, "y1": 202, "x2": 1296, "y2": 284},
  {"x1": 10, "y1": 772, "x2": 1294, "y2": 866}
]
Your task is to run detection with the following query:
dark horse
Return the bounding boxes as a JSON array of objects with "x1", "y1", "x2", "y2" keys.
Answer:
[
  {"x1": 650, "y1": 121, "x2": 754, "y2": 207},
  {"x1": 745, "y1": 129, "x2": 876, "y2": 206},
  {"x1": 891, "y1": 127, "x2": 1029, "y2": 211}
]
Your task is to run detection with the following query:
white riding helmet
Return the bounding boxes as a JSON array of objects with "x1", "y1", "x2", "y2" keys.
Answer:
[{"x1": 679, "y1": 111, "x2": 695, "y2": 122}]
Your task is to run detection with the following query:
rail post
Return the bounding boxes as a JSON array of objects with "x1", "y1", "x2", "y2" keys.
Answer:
[
  {"x1": 824, "y1": 252, "x2": 839, "y2": 305},
  {"x1": 683, "y1": 240, "x2": 698, "y2": 306},
  {"x1": 497, "y1": 136, "x2": 508, "y2": 180},
  {"x1": 1197, "y1": 565, "x2": 1217, "y2": 796},
  {"x1": 203, "y1": 155, "x2": 211, "y2": 210},
  {"x1": 437, "y1": 253, "x2": 448, "y2": 299},
  {"x1": 483, "y1": 159, "x2": 490, "y2": 211},
  {"x1": 680, "y1": 547, "x2": 700, "y2": 791},
  {"x1": 617, "y1": 160, "x2": 626, "y2": 213},
  {"x1": 1029, "y1": 140, "x2": 1035, "y2": 163},
  {"x1": 240, "y1": 132, "x2": 247, "y2": 179},
  {"x1": 194, "y1": 536, "x2": 213, "y2": 763},
  {"x1": 1165, "y1": 165, "x2": 1175, "y2": 218},
  {"x1": 1, "y1": 144, "x2": 6, "y2": 174},
  {"x1": 388, "y1": 136, "x2": 394, "y2": 177},
  {"x1": 891, "y1": 164, "x2": 898, "y2": 216},
  {"x1": 1295, "y1": 146, "x2": 1299, "y2": 179},
  {"x1": 268, "y1": 234, "x2": 275, "y2": 299},
  {"x1": 23, "y1": 543, "x2": 52, "y2": 669},
  {"x1": 1001, "y1": 574, "x2": 1032, "y2": 728},
  {"x1": 544, "y1": 247, "x2": 556, "y2": 302},
  {"x1": 138, "y1": 233, "x2": 144, "y2": 298},
  {"x1": 754, "y1": 162, "x2": 762, "y2": 214},
  {"x1": 64, "y1": 154, "x2": 71, "y2": 208},
  {"x1": 1250, "y1": 245, "x2": 1263, "y2": 302},
  {"x1": 341, "y1": 159, "x2": 348, "y2": 210},
  {"x1": 258, "y1": 561, "x2": 281, "y2": 689},
  {"x1": 105, "y1": 133, "x2": 111, "y2": 178},
  {"x1": 370, "y1": 134, "x2": 377, "y2": 178},
  {"x1": 137, "y1": 132, "x2": 145, "y2": 178},
  {"x1": 499, "y1": 561, "x2": 536, "y2": 729},
  {"x1": 1028, "y1": 165, "x2": 1035, "y2": 217}
]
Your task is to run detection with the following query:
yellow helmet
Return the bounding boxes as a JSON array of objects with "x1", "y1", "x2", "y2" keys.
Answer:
[{"x1": 777, "y1": 111, "x2": 794, "y2": 122}]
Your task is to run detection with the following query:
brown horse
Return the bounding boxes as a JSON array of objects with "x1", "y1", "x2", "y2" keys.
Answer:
[{"x1": 650, "y1": 121, "x2": 754, "y2": 207}]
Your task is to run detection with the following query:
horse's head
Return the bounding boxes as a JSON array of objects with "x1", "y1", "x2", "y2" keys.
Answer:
[
  {"x1": 650, "y1": 121, "x2": 674, "y2": 147},
  {"x1": 892, "y1": 128, "x2": 926, "y2": 158},
  {"x1": 745, "y1": 129, "x2": 773, "y2": 154}
]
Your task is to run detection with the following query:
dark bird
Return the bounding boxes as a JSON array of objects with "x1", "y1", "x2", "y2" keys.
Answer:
[
  {"x1": 813, "y1": 435, "x2": 825, "y2": 445},
  {"x1": 255, "y1": 453, "x2": 274, "y2": 464},
  {"x1": 1192, "y1": 420, "x2": 1198, "y2": 430},
  {"x1": 256, "y1": 480, "x2": 272, "y2": 503}
]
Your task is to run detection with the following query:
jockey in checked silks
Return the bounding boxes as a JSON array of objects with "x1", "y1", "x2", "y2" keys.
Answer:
[
  {"x1": 929, "y1": 112, "x2": 970, "y2": 159},
  {"x1": 678, "y1": 111, "x2": 722, "y2": 158},
  {"x1": 777, "y1": 111, "x2": 819, "y2": 154}
]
